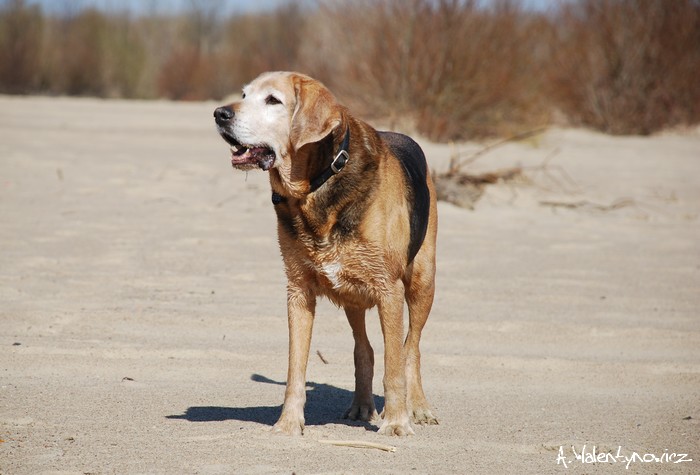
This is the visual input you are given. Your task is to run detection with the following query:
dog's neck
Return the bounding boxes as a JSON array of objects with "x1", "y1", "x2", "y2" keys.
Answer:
[
  {"x1": 309, "y1": 126, "x2": 350, "y2": 192},
  {"x1": 270, "y1": 125, "x2": 350, "y2": 201}
]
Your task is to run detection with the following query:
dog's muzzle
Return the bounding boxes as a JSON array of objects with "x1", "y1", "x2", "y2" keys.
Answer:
[{"x1": 213, "y1": 106, "x2": 276, "y2": 171}]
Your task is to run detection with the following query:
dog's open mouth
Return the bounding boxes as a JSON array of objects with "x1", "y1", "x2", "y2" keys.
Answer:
[{"x1": 221, "y1": 133, "x2": 275, "y2": 171}]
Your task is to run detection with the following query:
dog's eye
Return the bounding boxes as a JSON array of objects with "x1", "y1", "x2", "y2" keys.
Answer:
[
  {"x1": 241, "y1": 92, "x2": 246, "y2": 99},
  {"x1": 265, "y1": 95, "x2": 282, "y2": 105}
]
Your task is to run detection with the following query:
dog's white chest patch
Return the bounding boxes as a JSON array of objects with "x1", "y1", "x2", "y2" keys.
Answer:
[{"x1": 322, "y1": 261, "x2": 343, "y2": 289}]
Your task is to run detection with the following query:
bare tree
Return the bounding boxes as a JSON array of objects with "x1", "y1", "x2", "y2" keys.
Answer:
[
  {"x1": 0, "y1": 0, "x2": 44, "y2": 93},
  {"x1": 186, "y1": 0, "x2": 225, "y2": 55}
]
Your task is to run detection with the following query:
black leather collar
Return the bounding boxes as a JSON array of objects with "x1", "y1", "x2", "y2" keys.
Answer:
[
  {"x1": 271, "y1": 127, "x2": 350, "y2": 205},
  {"x1": 309, "y1": 127, "x2": 351, "y2": 192}
]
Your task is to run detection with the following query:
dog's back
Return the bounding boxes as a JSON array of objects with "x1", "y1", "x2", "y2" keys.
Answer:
[{"x1": 379, "y1": 132, "x2": 431, "y2": 264}]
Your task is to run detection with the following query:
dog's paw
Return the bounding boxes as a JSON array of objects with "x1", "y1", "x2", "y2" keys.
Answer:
[
  {"x1": 411, "y1": 407, "x2": 439, "y2": 425},
  {"x1": 344, "y1": 401, "x2": 379, "y2": 422},
  {"x1": 272, "y1": 415, "x2": 304, "y2": 436},
  {"x1": 377, "y1": 418, "x2": 415, "y2": 436}
]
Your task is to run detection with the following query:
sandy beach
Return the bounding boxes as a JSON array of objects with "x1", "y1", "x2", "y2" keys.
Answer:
[{"x1": 1, "y1": 96, "x2": 698, "y2": 474}]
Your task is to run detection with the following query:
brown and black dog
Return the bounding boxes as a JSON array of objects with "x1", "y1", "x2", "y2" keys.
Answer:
[{"x1": 214, "y1": 72, "x2": 437, "y2": 436}]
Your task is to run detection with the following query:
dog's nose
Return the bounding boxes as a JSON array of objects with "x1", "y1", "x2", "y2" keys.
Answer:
[{"x1": 214, "y1": 106, "x2": 234, "y2": 125}]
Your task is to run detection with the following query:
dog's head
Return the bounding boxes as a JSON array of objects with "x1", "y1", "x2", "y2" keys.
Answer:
[{"x1": 214, "y1": 72, "x2": 342, "y2": 174}]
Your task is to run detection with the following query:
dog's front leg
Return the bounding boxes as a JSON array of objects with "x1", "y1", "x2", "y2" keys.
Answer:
[
  {"x1": 272, "y1": 289, "x2": 316, "y2": 435},
  {"x1": 377, "y1": 279, "x2": 414, "y2": 436}
]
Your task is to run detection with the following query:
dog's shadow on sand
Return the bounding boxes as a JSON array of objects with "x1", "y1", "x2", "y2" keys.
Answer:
[{"x1": 166, "y1": 374, "x2": 384, "y2": 429}]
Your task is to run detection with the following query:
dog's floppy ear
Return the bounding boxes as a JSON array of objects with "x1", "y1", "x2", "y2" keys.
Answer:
[{"x1": 289, "y1": 75, "x2": 341, "y2": 152}]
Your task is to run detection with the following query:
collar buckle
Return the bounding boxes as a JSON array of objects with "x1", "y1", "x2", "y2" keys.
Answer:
[{"x1": 330, "y1": 149, "x2": 349, "y2": 174}]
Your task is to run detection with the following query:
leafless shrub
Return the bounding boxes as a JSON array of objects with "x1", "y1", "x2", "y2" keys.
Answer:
[
  {"x1": 220, "y1": 3, "x2": 305, "y2": 92},
  {"x1": 0, "y1": 0, "x2": 44, "y2": 93},
  {"x1": 157, "y1": 2, "x2": 304, "y2": 100},
  {"x1": 100, "y1": 13, "x2": 148, "y2": 98},
  {"x1": 44, "y1": 9, "x2": 108, "y2": 96},
  {"x1": 301, "y1": 0, "x2": 549, "y2": 141},
  {"x1": 1, "y1": 0, "x2": 698, "y2": 137},
  {"x1": 158, "y1": 46, "x2": 205, "y2": 100},
  {"x1": 548, "y1": 0, "x2": 700, "y2": 135},
  {"x1": 30, "y1": 6, "x2": 149, "y2": 98},
  {"x1": 156, "y1": 0, "x2": 233, "y2": 100}
]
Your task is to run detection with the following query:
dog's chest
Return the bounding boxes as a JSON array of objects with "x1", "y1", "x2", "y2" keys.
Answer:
[
  {"x1": 301, "y1": 239, "x2": 387, "y2": 306},
  {"x1": 276, "y1": 199, "x2": 388, "y2": 306},
  {"x1": 302, "y1": 242, "x2": 349, "y2": 292},
  {"x1": 318, "y1": 260, "x2": 343, "y2": 289}
]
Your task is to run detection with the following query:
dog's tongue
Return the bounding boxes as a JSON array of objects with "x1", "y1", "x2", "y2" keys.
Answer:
[
  {"x1": 231, "y1": 145, "x2": 275, "y2": 170},
  {"x1": 247, "y1": 147, "x2": 274, "y2": 170}
]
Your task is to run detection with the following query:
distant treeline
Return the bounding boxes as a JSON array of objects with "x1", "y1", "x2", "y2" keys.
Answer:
[{"x1": 1, "y1": 0, "x2": 699, "y2": 140}]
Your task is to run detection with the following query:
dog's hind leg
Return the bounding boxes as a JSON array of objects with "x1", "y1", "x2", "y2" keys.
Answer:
[
  {"x1": 403, "y1": 256, "x2": 439, "y2": 426},
  {"x1": 343, "y1": 306, "x2": 379, "y2": 422},
  {"x1": 377, "y1": 280, "x2": 415, "y2": 436}
]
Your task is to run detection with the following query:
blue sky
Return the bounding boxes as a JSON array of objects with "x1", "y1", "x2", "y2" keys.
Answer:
[
  {"x1": 25, "y1": 0, "x2": 554, "y2": 15},
  {"x1": 25, "y1": 0, "x2": 307, "y2": 14}
]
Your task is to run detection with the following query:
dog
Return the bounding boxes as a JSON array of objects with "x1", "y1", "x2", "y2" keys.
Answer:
[{"x1": 214, "y1": 72, "x2": 438, "y2": 436}]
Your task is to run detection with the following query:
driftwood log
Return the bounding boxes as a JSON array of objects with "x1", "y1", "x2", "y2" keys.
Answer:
[
  {"x1": 433, "y1": 127, "x2": 547, "y2": 209},
  {"x1": 434, "y1": 167, "x2": 524, "y2": 210}
]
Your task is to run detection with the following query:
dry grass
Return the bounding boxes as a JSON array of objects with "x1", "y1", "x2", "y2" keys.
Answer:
[
  {"x1": 300, "y1": 0, "x2": 550, "y2": 140},
  {"x1": 548, "y1": 0, "x2": 700, "y2": 135},
  {"x1": 1, "y1": 0, "x2": 698, "y2": 138}
]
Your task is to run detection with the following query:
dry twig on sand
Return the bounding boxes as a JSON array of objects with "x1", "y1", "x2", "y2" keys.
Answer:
[
  {"x1": 434, "y1": 128, "x2": 587, "y2": 210},
  {"x1": 447, "y1": 126, "x2": 548, "y2": 175},
  {"x1": 319, "y1": 439, "x2": 397, "y2": 452},
  {"x1": 435, "y1": 127, "x2": 555, "y2": 209},
  {"x1": 539, "y1": 198, "x2": 637, "y2": 212}
]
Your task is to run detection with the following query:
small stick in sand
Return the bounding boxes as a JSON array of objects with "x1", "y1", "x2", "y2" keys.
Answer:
[
  {"x1": 319, "y1": 439, "x2": 397, "y2": 452},
  {"x1": 316, "y1": 350, "x2": 329, "y2": 364}
]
